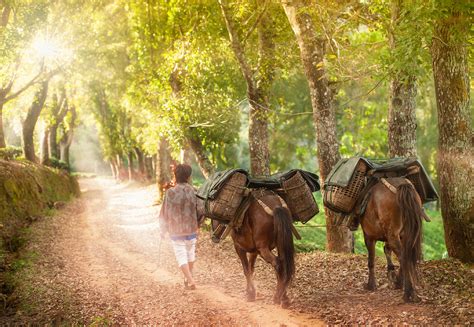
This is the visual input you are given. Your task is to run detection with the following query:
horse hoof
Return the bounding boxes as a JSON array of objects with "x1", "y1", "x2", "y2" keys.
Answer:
[
  {"x1": 273, "y1": 297, "x2": 281, "y2": 305},
  {"x1": 246, "y1": 294, "x2": 256, "y2": 302},
  {"x1": 281, "y1": 300, "x2": 291, "y2": 309},
  {"x1": 387, "y1": 270, "x2": 398, "y2": 283},
  {"x1": 364, "y1": 283, "x2": 376, "y2": 291}
]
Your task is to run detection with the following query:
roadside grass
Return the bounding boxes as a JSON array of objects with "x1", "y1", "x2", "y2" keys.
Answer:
[{"x1": 294, "y1": 193, "x2": 447, "y2": 260}]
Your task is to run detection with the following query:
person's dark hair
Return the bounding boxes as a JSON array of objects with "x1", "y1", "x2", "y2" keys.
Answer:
[{"x1": 174, "y1": 164, "x2": 192, "y2": 183}]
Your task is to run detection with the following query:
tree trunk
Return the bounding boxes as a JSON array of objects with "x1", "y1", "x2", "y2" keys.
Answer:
[
  {"x1": 49, "y1": 96, "x2": 67, "y2": 159},
  {"x1": 387, "y1": 0, "x2": 417, "y2": 158},
  {"x1": 22, "y1": 81, "x2": 49, "y2": 162},
  {"x1": 109, "y1": 160, "x2": 117, "y2": 179},
  {"x1": 145, "y1": 155, "x2": 154, "y2": 181},
  {"x1": 127, "y1": 152, "x2": 134, "y2": 181},
  {"x1": 40, "y1": 128, "x2": 50, "y2": 165},
  {"x1": 431, "y1": 9, "x2": 473, "y2": 263},
  {"x1": 282, "y1": 0, "x2": 351, "y2": 253},
  {"x1": 0, "y1": 102, "x2": 6, "y2": 148},
  {"x1": 156, "y1": 138, "x2": 172, "y2": 201},
  {"x1": 1, "y1": 4, "x2": 11, "y2": 28},
  {"x1": 219, "y1": 0, "x2": 274, "y2": 176},
  {"x1": 59, "y1": 104, "x2": 77, "y2": 166},
  {"x1": 134, "y1": 147, "x2": 146, "y2": 179},
  {"x1": 187, "y1": 135, "x2": 215, "y2": 179}
]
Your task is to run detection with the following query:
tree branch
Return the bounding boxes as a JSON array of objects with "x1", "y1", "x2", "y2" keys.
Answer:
[
  {"x1": 218, "y1": 0, "x2": 255, "y2": 91},
  {"x1": 241, "y1": 0, "x2": 269, "y2": 44},
  {"x1": 2, "y1": 70, "x2": 43, "y2": 104}
]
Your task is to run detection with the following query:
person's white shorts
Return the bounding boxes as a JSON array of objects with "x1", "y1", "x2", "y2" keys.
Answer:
[{"x1": 171, "y1": 237, "x2": 197, "y2": 267}]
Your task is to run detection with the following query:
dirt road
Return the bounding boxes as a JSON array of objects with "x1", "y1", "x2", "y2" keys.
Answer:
[{"x1": 4, "y1": 178, "x2": 472, "y2": 325}]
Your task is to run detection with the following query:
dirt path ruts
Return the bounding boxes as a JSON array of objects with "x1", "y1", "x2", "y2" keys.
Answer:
[
  {"x1": 4, "y1": 178, "x2": 472, "y2": 325},
  {"x1": 5, "y1": 178, "x2": 322, "y2": 326}
]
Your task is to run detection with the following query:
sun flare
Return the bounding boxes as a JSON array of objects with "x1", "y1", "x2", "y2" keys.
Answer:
[{"x1": 32, "y1": 37, "x2": 60, "y2": 59}]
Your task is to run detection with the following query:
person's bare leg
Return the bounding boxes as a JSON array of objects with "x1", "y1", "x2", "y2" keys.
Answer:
[
  {"x1": 180, "y1": 264, "x2": 196, "y2": 288},
  {"x1": 188, "y1": 261, "x2": 194, "y2": 275}
]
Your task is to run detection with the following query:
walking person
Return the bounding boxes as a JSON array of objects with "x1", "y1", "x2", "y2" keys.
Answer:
[{"x1": 158, "y1": 164, "x2": 199, "y2": 290}]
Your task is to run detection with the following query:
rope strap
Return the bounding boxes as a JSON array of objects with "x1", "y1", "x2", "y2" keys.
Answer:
[
  {"x1": 381, "y1": 177, "x2": 415, "y2": 194},
  {"x1": 256, "y1": 196, "x2": 301, "y2": 240}
]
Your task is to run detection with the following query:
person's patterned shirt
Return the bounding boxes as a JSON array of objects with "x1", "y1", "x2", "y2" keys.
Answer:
[{"x1": 159, "y1": 183, "x2": 198, "y2": 236}]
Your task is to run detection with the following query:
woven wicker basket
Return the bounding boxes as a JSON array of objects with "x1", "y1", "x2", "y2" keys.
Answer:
[
  {"x1": 406, "y1": 165, "x2": 427, "y2": 201},
  {"x1": 323, "y1": 160, "x2": 368, "y2": 214},
  {"x1": 208, "y1": 172, "x2": 247, "y2": 222},
  {"x1": 282, "y1": 171, "x2": 319, "y2": 223}
]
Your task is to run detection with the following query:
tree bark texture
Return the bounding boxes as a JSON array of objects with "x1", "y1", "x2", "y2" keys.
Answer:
[
  {"x1": 219, "y1": 0, "x2": 274, "y2": 176},
  {"x1": 388, "y1": 0, "x2": 417, "y2": 158},
  {"x1": 283, "y1": 0, "x2": 351, "y2": 253},
  {"x1": 188, "y1": 135, "x2": 215, "y2": 179},
  {"x1": 431, "y1": 10, "x2": 474, "y2": 263},
  {"x1": 22, "y1": 81, "x2": 49, "y2": 162},
  {"x1": 156, "y1": 138, "x2": 172, "y2": 202}
]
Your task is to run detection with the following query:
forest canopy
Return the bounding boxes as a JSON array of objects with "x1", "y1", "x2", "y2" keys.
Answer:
[{"x1": 0, "y1": 0, "x2": 472, "y2": 261}]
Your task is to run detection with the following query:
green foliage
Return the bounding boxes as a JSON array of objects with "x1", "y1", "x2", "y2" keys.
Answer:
[
  {"x1": 0, "y1": 146, "x2": 22, "y2": 160},
  {"x1": 48, "y1": 157, "x2": 70, "y2": 172}
]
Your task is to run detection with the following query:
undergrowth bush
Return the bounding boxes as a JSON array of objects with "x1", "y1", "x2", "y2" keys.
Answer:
[
  {"x1": 48, "y1": 157, "x2": 70, "y2": 172},
  {"x1": 0, "y1": 146, "x2": 22, "y2": 160}
]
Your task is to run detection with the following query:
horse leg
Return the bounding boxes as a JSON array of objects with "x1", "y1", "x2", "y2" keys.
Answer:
[
  {"x1": 235, "y1": 245, "x2": 256, "y2": 301},
  {"x1": 258, "y1": 248, "x2": 282, "y2": 305},
  {"x1": 364, "y1": 235, "x2": 377, "y2": 291},
  {"x1": 247, "y1": 252, "x2": 258, "y2": 301},
  {"x1": 390, "y1": 239, "x2": 419, "y2": 302},
  {"x1": 384, "y1": 243, "x2": 398, "y2": 286},
  {"x1": 386, "y1": 237, "x2": 403, "y2": 290}
]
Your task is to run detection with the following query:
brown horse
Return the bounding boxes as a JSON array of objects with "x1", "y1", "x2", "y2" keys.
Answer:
[
  {"x1": 213, "y1": 191, "x2": 296, "y2": 308},
  {"x1": 360, "y1": 177, "x2": 423, "y2": 302}
]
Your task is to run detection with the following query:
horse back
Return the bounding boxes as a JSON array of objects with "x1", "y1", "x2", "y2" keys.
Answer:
[
  {"x1": 361, "y1": 181, "x2": 403, "y2": 241},
  {"x1": 231, "y1": 195, "x2": 283, "y2": 252}
]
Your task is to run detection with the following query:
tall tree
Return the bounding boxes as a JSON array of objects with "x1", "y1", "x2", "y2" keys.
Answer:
[
  {"x1": 430, "y1": 3, "x2": 473, "y2": 263},
  {"x1": 22, "y1": 80, "x2": 49, "y2": 162},
  {"x1": 0, "y1": 0, "x2": 48, "y2": 148},
  {"x1": 49, "y1": 94, "x2": 68, "y2": 159},
  {"x1": 387, "y1": 0, "x2": 418, "y2": 157},
  {"x1": 59, "y1": 104, "x2": 77, "y2": 166},
  {"x1": 156, "y1": 137, "x2": 172, "y2": 202},
  {"x1": 218, "y1": 0, "x2": 276, "y2": 176},
  {"x1": 0, "y1": 67, "x2": 43, "y2": 148},
  {"x1": 282, "y1": 0, "x2": 351, "y2": 252}
]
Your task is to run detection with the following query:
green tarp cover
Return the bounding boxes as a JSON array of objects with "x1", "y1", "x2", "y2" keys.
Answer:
[
  {"x1": 325, "y1": 156, "x2": 438, "y2": 202},
  {"x1": 196, "y1": 169, "x2": 248, "y2": 200},
  {"x1": 197, "y1": 168, "x2": 320, "y2": 201}
]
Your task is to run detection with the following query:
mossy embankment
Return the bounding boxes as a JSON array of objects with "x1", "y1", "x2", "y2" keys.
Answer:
[{"x1": 0, "y1": 159, "x2": 80, "y2": 308}]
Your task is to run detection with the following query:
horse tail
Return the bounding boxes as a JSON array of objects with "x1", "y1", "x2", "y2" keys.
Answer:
[
  {"x1": 273, "y1": 207, "x2": 295, "y2": 285},
  {"x1": 397, "y1": 183, "x2": 423, "y2": 289}
]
